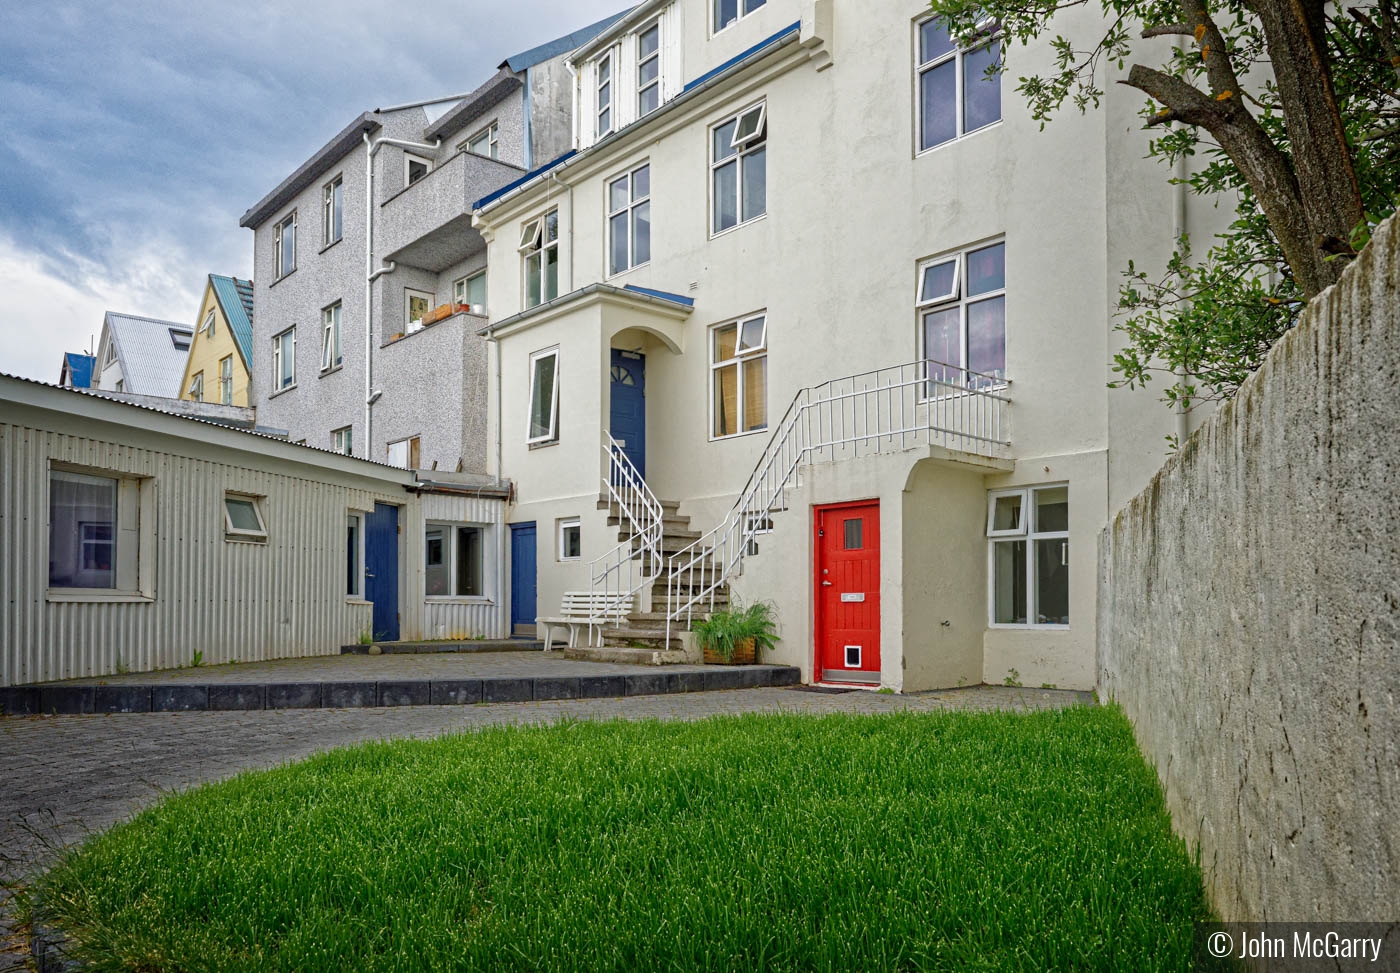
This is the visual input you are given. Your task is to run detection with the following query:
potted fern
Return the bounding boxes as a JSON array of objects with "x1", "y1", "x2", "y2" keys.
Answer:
[{"x1": 692, "y1": 599, "x2": 779, "y2": 665}]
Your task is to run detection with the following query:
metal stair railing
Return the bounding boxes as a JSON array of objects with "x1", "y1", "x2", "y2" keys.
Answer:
[
  {"x1": 665, "y1": 360, "x2": 1011, "y2": 644},
  {"x1": 587, "y1": 431, "x2": 664, "y2": 645}
]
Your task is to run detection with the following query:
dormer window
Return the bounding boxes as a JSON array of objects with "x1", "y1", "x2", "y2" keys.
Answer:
[
  {"x1": 597, "y1": 53, "x2": 613, "y2": 137},
  {"x1": 638, "y1": 23, "x2": 661, "y2": 116}
]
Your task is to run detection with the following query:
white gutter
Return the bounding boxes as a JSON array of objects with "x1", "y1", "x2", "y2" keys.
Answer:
[{"x1": 362, "y1": 131, "x2": 441, "y2": 460}]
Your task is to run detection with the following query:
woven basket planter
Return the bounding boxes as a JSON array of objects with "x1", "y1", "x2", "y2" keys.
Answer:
[{"x1": 703, "y1": 637, "x2": 756, "y2": 666}]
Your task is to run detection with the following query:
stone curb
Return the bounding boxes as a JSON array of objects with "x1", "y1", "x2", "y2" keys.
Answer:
[
  {"x1": 340, "y1": 639, "x2": 545, "y2": 655},
  {"x1": 0, "y1": 666, "x2": 801, "y2": 717}
]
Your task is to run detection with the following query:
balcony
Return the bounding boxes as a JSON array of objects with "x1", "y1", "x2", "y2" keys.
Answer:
[{"x1": 378, "y1": 151, "x2": 524, "y2": 273}]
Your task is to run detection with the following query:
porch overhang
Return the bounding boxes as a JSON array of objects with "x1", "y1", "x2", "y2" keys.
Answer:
[{"x1": 478, "y1": 283, "x2": 694, "y2": 353}]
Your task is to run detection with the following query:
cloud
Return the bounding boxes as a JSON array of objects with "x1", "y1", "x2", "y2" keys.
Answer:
[{"x1": 0, "y1": 0, "x2": 629, "y2": 381}]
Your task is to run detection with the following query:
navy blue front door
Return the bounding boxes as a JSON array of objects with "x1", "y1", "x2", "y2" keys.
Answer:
[
  {"x1": 610, "y1": 349, "x2": 646, "y2": 477},
  {"x1": 510, "y1": 523, "x2": 538, "y2": 634},
  {"x1": 365, "y1": 502, "x2": 400, "y2": 642}
]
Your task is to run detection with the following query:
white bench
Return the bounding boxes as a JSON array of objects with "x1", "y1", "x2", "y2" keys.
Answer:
[{"x1": 538, "y1": 591, "x2": 635, "y2": 649}]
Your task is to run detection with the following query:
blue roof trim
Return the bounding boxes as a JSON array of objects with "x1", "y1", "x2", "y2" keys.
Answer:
[
  {"x1": 683, "y1": 21, "x2": 801, "y2": 93},
  {"x1": 502, "y1": 9, "x2": 634, "y2": 72},
  {"x1": 473, "y1": 150, "x2": 577, "y2": 210},
  {"x1": 63, "y1": 353, "x2": 95, "y2": 388},
  {"x1": 623, "y1": 284, "x2": 694, "y2": 307},
  {"x1": 210, "y1": 274, "x2": 255, "y2": 367}
]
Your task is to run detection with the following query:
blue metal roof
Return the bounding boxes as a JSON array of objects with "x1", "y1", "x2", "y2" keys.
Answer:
[
  {"x1": 684, "y1": 21, "x2": 802, "y2": 92},
  {"x1": 473, "y1": 150, "x2": 577, "y2": 210},
  {"x1": 501, "y1": 9, "x2": 635, "y2": 72},
  {"x1": 62, "y1": 353, "x2": 95, "y2": 389},
  {"x1": 210, "y1": 274, "x2": 255, "y2": 367},
  {"x1": 623, "y1": 284, "x2": 694, "y2": 307}
]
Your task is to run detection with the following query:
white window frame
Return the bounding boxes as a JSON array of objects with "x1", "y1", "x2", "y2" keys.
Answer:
[
  {"x1": 223, "y1": 492, "x2": 268, "y2": 542},
  {"x1": 453, "y1": 270, "x2": 487, "y2": 314},
  {"x1": 274, "y1": 211, "x2": 297, "y2": 279},
  {"x1": 713, "y1": 0, "x2": 766, "y2": 35},
  {"x1": 986, "y1": 485, "x2": 1069, "y2": 629},
  {"x1": 916, "y1": 240, "x2": 1006, "y2": 392},
  {"x1": 710, "y1": 102, "x2": 767, "y2": 237},
  {"x1": 346, "y1": 511, "x2": 366, "y2": 600},
  {"x1": 46, "y1": 465, "x2": 151, "y2": 598},
  {"x1": 637, "y1": 22, "x2": 661, "y2": 117},
  {"x1": 219, "y1": 355, "x2": 233, "y2": 404},
  {"x1": 323, "y1": 174, "x2": 343, "y2": 246},
  {"x1": 463, "y1": 122, "x2": 499, "y2": 159},
  {"x1": 272, "y1": 327, "x2": 295, "y2": 392},
  {"x1": 709, "y1": 313, "x2": 768, "y2": 440},
  {"x1": 915, "y1": 16, "x2": 1002, "y2": 155},
  {"x1": 405, "y1": 289, "x2": 434, "y2": 333},
  {"x1": 386, "y1": 436, "x2": 419, "y2": 470},
  {"x1": 404, "y1": 152, "x2": 432, "y2": 186},
  {"x1": 201, "y1": 309, "x2": 216, "y2": 336},
  {"x1": 424, "y1": 521, "x2": 491, "y2": 600},
  {"x1": 606, "y1": 163, "x2": 651, "y2": 277},
  {"x1": 188, "y1": 371, "x2": 204, "y2": 401},
  {"x1": 332, "y1": 425, "x2": 353, "y2": 456},
  {"x1": 520, "y1": 209, "x2": 560, "y2": 309},
  {"x1": 104, "y1": 340, "x2": 117, "y2": 365},
  {"x1": 527, "y1": 347, "x2": 561, "y2": 445},
  {"x1": 596, "y1": 52, "x2": 613, "y2": 138},
  {"x1": 321, "y1": 301, "x2": 342, "y2": 371},
  {"x1": 558, "y1": 517, "x2": 582, "y2": 561}
]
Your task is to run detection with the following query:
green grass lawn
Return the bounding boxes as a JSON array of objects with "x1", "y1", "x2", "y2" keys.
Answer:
[{"x1": 35, "y1": 706, "x2": 1221, "y2": 971}]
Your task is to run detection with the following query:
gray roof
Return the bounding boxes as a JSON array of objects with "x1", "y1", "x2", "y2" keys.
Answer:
[
  {"x1": 103, "y1": 312, "x2": 193, "y2": 398},
  {"x1": 500, "y1": 9, "x2": 635, "y2": 72},
  {"x1": 423, "y1": 69, "x2": 523, "y2": 145},
  {"x1": 239, "y1": 112, "x2": 385, "y2": 229}
]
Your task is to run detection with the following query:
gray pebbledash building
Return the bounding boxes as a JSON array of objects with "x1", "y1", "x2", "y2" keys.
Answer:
[{"x1": 239, "y1": 13, "x2": 626, "y2": 472}]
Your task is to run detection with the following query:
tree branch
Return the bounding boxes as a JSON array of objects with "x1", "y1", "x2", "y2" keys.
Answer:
[{"x1": 1141, "y1": 24, "x2": 1194, "y2": 37}]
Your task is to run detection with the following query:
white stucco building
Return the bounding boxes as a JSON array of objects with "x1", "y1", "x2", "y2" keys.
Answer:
[{"x1": 466, "y1": 0, "x2": 1223, "y2": 691}]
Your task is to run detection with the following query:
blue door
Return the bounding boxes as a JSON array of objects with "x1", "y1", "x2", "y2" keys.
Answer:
[
  {"x1": 365, "y1": 502, "x2": 400, "y2": 642},
  {"x1": 510, "y1": 522, "x2": 537, "y2": 635},
  {"x1": 610, "y1": 349, "x2": 646, "y2": 477}
]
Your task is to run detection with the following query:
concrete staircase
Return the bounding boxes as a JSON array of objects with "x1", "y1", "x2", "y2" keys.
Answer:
[{"x1": 562, "y1": 494, "x2": 732, "y2": 665}]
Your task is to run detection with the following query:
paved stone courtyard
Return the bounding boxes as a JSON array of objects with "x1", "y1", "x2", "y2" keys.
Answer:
[{"x1": 0, "y1": 684, "x2": 1090, "y2": 967}]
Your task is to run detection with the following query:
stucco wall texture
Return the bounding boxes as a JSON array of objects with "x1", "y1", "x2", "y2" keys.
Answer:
[{"x1": 1097, "y1": 214, "x2": 1400, "y2": 923}]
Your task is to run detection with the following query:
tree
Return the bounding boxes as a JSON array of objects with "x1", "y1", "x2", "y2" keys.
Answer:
[{"x1": 928, "y1": 0, "x2": 1400, "y2": 410}]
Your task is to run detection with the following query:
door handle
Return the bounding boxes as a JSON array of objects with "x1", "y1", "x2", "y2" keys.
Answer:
[
  {"x1": 822, "y1": 581, "x2": 832, "y2": 586},
  {"x1": 365, "y1": 572, "x2": 375, "y2": 579}
]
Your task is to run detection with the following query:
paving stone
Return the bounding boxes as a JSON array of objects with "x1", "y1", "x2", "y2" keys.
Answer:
[
  {"x1": 625, "y1": 672, "x2": 669, "y2": 696},
  {"x1": 482, "y1": 678, "x2": 532, "y2": 704},
  {"x1": 94, "y1": 686, "x2": 151, "y2": 714},
  {"x1": 578, "y1": 675, "x2": 626, "y2": 699},
  {"x1": 533, "y1": 677, "x2": 579, "y2": 701},
  {"x1": 266, "y1": 683, "x2": 321, "y2": 709},
  {"x1": 430, "y1": 680, "x2": 483, "y2": 705},
  {"x1": 152, "y1": 686, "x2": 209, "y2": 712},
  {"x1": 324, "y1": 683, "x2": 377, "y2": 708},
  {"x1": 208, "y1": 685, "x2": 266, "y2": 711},
  {"x1": 377, "y1": 681, "x2": 430, "y2": 707}
]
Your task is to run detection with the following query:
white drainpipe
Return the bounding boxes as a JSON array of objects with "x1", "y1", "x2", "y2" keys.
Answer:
[{"x1": 362, "y1": 131, "x2": 441, "y2": 460}]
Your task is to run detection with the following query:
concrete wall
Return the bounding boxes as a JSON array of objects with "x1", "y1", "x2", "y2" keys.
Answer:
[{"x1": 1097, "y1": 215, "x2": 1400, "y2": 922}]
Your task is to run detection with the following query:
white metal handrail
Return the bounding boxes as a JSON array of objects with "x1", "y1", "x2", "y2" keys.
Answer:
[
  {"x1": 665, "y1": 360, "x2": 1011, "y2": 643},
  {"x1": 588, "y1": 431, "x2": 664, "y2": 644}
]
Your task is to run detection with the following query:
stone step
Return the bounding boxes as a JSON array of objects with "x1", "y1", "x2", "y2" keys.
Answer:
[
  {"x1": 598, "y1": 494, "x2": 681, "y2": 514},
  {"x1": 563, "y1": 644, "x2": 691, "y2": 665},
  {"x1": 608, "y1": 515, "x2": 693, "y2": 531}
]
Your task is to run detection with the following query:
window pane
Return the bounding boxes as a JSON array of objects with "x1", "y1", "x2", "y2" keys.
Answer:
[
  {"x1": 963, "y1": 40, "x2": 1002, "y2": 133},
  {"x1": 226, "y1": 498, "x2": 261, "y2": 532},
  {"x1": 1035, "y1": 538, "x2": 1069, "y2": 624},
  {"x1": 843, "y1": 518, "x2": 863, "y2": 550},
  {"x1": 465, "y1": 273, "x2": 486, "y2": 308},
  {"x1": 713, "y1": 160, "x2": 738, "y2": 232},
  {"x1": 743, "y1": 0, "x2": 765, "y2": 12},
  {"x1": 733, "y1": 106, "x2": 764, "y2": 144},
  {"x1": 281, "y1": 220, "x2": 295, "y2": 275},
  {"x1": 742, "y1": 355, "x2": 766, "y2": 430},
  {"x1": 609, "y1": 177, "x2": 629, "y2": 213},
  {"x1": 457, "y1": 527, "x2": 483, "y2": 597},
  {"x1": 920, "y1": 60, "x2": 957, "y2": 150},
  {"x1": 425, "y1": 526, "x2": 449, "y2": 596},
  {"x1": 633, "y1": 201, "x2": 650, "y2": 265},
  {"x1": 919, "y1": 18, "x2": 956, "y2": 64},
  {"x1": 530, "y1": 355, "x2": 557, "y2": 440},
  {"x1": 640, "y1": 57, "x2": 659, "y2": 85},
  {"x1": 563, "y1": 524, "x2": 581, "y2": 559},
  {"x1": 640, "y1": 25, "x2": 659, "y2": 57},
  {"x1": 599, "y1": 57, "x2": 611, "y2": 83},
  {"x1": 526, "y1": 254, "x2": 542, "y2": 308},
  {"x1": 716, "y1": 0, "x2": 738, "y2": 29},
  {"x1": 544, "y1": 246, "x2": 559, "y2": 301},
  {"x1": 992, "y1": 493, "x2": 1023, "y2": 532},
  {"x1": 632, "y1": 165, "x2": 650, "y2": 200},
  {"x1": 993, "y1": 539, "x2": 1027, "y2": 624},
  {"x1": 278, "y1": 334, "x2": 294, "y2": 387},
  {"x1": 545, "y1": 210, "x2": 559, "y2": 242},
  {"x1": 1035, "y1": 486, "x2": 1069, "y2": 533},
  {"x1": 713, "y1": 121, "x2": 738, "y2": 162},
  {"x1": 640, "y1": 85, "x2": 660, "y2": 115},
  {"x1": 519, "y1": 219, "x2": 540, "y2": 249},
  {"x1": 741, "y1": 146, "x2": 766, "y2": 221},
  {"x1": 610, "y1": 212, "x2": 629, "y2": 274},
  {"x1": 967, "y1": 295, "x2": 1005, "y2": 379},
  {"x1": 967, "y1": 242, "x2": 1005, "y2": 294},
  {"x1": 713, "y1": 323, "x2": 738, "y2": 362},
  {"x1": 923, "y1": 307, "x2": 962, "y2": 382},
  {"x1": 714, "y1": 363, "x2": 738, "y2": 437},
  {"x1": 738, "y1": 315, "x2": 764, "y2": 351},
  {"x1": 920, "y1": 259, "x2": 957, "y2": 304},
  {"x1": 346, "y1": 517, "x2": 360, "y2": 596},
  {"x1": 49, "y1": 471, "x2": 117, "y2": 589},
  {"x1": 598, "y1": 106, "x2": 611, "y2": 133},
  {"x1": 332, "y1": 181, "x2": 342, "y2": 240}
]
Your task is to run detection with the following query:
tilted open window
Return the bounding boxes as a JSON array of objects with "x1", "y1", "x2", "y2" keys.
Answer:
[{"x1": 224, "y1": 493, "x2": 268, "y2": 541}]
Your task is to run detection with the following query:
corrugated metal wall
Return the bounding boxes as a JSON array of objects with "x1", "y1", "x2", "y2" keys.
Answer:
[{"x1": 415, "y1": 492, "x2": 510, "y2": 641}]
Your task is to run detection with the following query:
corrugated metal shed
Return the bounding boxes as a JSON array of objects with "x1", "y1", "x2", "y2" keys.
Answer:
[
  {"x1": 210, "y1": 274, "x2": 255, "y2": 367},
  {"x1": 104, "y1": 312, "x2": 193, "y2": 398}
]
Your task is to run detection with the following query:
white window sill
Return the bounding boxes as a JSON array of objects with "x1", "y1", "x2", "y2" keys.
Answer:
[
  {"x1": 709, "y1": 213, "x2": 767, "y2": 242},
  {"x1": 224, "y1": 534, "x2": 269, "y2": 544},
  {"x1": 709, "y1": 426, "x2": 768, "y2": 443},
  {"x1": 987, "y1": 623, "x2": 1071, "y2": 631},
  {"x1": 605, "y1": 260, "x2": 650, "y2": 282},
  {"x1": 346, "y1": 597, "x2": 372, "y2": 606},
  {"x1": 268, "y1": 384, "x2": 298, "y2": 399},
  {"x1": 47, "y1": 589, "x2": 155, "y2": 604},
  {"x1": 425, "y1": 596, "x2": 495, "y2": 605}
]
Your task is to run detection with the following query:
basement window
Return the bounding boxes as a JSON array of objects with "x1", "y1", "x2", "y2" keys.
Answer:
[{"x1": 224, "y1": 493, "x2": 268, "y2": 541}]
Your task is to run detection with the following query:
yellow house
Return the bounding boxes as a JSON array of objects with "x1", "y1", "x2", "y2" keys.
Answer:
[{"x1": 179, "y1": 275, "x2": 254, "y2": 406}]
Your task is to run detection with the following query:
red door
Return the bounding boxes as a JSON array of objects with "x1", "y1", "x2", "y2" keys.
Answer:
[{"x1": 814, "y1": 501, "x2": 881, "y2": 685}]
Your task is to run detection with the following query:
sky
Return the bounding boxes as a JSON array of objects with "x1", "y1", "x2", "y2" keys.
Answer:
[{"x1": 0, "y1": 0, "x2": 628, "y2": 383}]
